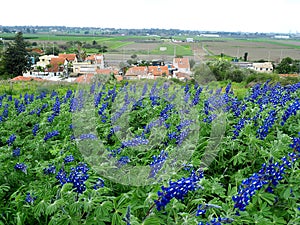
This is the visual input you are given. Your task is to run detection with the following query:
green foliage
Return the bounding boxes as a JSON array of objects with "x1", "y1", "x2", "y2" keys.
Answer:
[
  {"x1": 0, "y1": 80, "x2": 299, "y2": 224},
  {"x1": 2, "y1": 32, "x2": 31, "y2": 77},
  {"x1": 276, "y1": 57, "x2": 299, "y2": 74}
]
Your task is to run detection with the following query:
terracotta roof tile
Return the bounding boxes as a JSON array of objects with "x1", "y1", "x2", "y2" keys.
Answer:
[
  {"x1": 48, "y1": 57, "x2": 66, "y2": 72},
  {"x1": 96, "y1": 68, "x2": 118, "y2": 75},
  {"x1": 125, "y1": 66, "x2": 148, "y2": 76},
  {"x1": 74, "y1": 74, "x2": 94, "y2": 83},
  {"x1": 174, "y1": 58, "x2": 190, "y2": 69},
  {"x1": 11, "y1": 76, "x2": 43, "y2": 81},
  {"x1": 148, "y1": 66, "x2": 169, "y2": 76},
  {"x1": 58, "y1": 54, "x2": 77, "y2": 61}
]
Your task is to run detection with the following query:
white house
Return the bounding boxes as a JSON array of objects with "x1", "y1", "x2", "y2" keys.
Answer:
[{"x1": 252, "y1": 62, "x2": 273, "y2": 73}]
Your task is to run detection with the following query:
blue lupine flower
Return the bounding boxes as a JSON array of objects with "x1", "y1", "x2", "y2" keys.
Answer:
[
  {"x1": 232, "y1": 148, "x2": 299, "y2": 212},
  {"x1": 176, "y1": 128, "x2": 190, "y2": 146},
  {"x1": 43, "y1": 165, "x2": 56, "y2": 175},
  {"x1": 7, "y1": 134, "x2": 16, "y2": 146},
  {"x1": 196, "y1": 203, "x2": 222, "y2": 216},
  {"x1": 122, "y1": 206, "x2": 131, "y2": 225},
  {"x1": 107, "y1": 126, "x2": 121, "y2": 139},
  {"x1": 56, "y1": 163, "x2": 89, "y2": 194},
  {"x1": 98, "y1": 102, "x2": 108, "y2": 116},
  {"x1": 198, "y1": 217, "x2": 234, "y2": 225},
  {"x1": 50, "y1": 90, "x2": 57, "y2": 98},
  {"x1": 232, "y1": 118, "x2": 247, "y2": 139},
  {"x1": 25, "y1": 193, "x2": 36, "y2": 204},
  {"x1": 79, "y1": 133, "x2": 97, "y2": 140},
  {"x1": 94, "y1": 92, "x2": 103, "y2": 107},
  {"x1": 32, "y1": 124, "x2": 39, "y2": 136},
  {"x1": 176, "y1": 119, "x2": 193, "y2": 131},
  {"x1": 168, "y1": 132, "x2": 177, "y2": 140},
  {"x1": 17, "y1": 103, "x2": 26, "y2": 114},
  {"x1": 44, "y1": 130, "x2": 59, "y2": 142},
  {"x1": 149, "y1": 150, "x2": 168, "y2": 178},
  {"x1": 155, "y1": 170, "x2": 204, "y2": 211},
  {"x1": 52, "y1": 97, "x2": 60, "y2": 116},
  {"x1": 93, "y1": 178, "x2": 105, "y2": 190},
  {"x1": 47, "y1": 114, "x2": 55, "y2": 123},
  {"x1": 281, "y1": 99, "x2": 300, "y2": 126},
  {"x1": 2, "y1": 104, "x2": 9, "y2": 118},
  {"x1": 67, "y1": 163, "x2": 89, "y2": 194},
  {"x1": 12, "y1": 147, "x2": 21, "y2": 157},
  {"x1": 225, "y1": 83, "x2": 231, "y2": 94},
  {"x1": 14, "y1": 163, "x2": 27, "y2": 173},
  {"x1": 70, "y1": 97, "x2": 79, "y2": 112},
  {"x1": 56, "y1": 168, "x2": 68, "y2": 185},
  {"x1": 257, "y1": 110, "x2": 277, "y2": 140},
  {"x1": 116, "y1": 156, "x2": 130, "y2": 168},
  {"x1": 64, "y1": 155, "x2": 75, "y2": 164},
  {"x1": 121, "y1": 137, "x2": 149, "y2": 148},
  {"x1": 192, "y1": 87, "x2": 202, "y2": 106},
  {"x1": 144, "y1": 118, "x2": 164, "y2": 134}
]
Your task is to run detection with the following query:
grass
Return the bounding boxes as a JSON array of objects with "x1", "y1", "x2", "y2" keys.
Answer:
[{"x1": 150, "y1": 43, "x2": 193, "y2": 56}]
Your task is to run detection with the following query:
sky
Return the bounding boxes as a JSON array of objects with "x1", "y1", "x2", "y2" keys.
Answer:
[{"x1": 1, "y1": 0, "x2": 299, "y2": 33}]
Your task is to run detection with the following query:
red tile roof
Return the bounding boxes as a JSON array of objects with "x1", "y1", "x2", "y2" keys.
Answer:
[
  {"x1": 148, "y1": 66, "x2": 169, "y2": 76},
  {"x1": 74, "y1": 74, "x2": 94, "y2": 83},
  {"x1": 11, "y1": 76, "x2": 43, "y2": 81},
  {"x1": 176, "y1": 72, "x2": 192, "y2": 80},
  {"x1": 86, "y1": 54, "x2": 103, "y2": 64},
  {"x1": 125, "y1": 66, "x2": 148, "y2": 76},
  {"x1": 174, "y1": 58, "x2": 190, "y2": 69},
  {"x1": 48, "y1": 57, "x2": 66, "y2": 72},
  {"x1": 30, "y1": 48, "x2": 44, "y2": 54},
  {"x1": 58, "y1": 54, "x2": 77, "y2": 61},
  {"x1": 96, "y1": 68, "x2": 118, "y2": 75}
]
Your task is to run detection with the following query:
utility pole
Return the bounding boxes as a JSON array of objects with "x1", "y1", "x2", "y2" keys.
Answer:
[{"x1": 174, "y1": 46, "x2": 176, "y2": 58}]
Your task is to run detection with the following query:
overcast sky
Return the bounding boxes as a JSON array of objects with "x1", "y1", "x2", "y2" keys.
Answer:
[{"x1": 1, "y1": 0, "x2": 299, "y2": 33}]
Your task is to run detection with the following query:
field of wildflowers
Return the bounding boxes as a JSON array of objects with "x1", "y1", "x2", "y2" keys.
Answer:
[{"x1": 0, "y1": 79, "x2": 299, "y2": 225}]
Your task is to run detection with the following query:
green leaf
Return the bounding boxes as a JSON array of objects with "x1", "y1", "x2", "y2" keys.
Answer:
[
  {"x1": 142, "y1": 217, "x2": 163, "y2": 225},
  {"x1": 111, "y1": 212, "x2": 122, "y2": 225},
  {"x1": 259, "y1": 192, "x2": 275, "y2": 206},
  {"x1": 34, "y1": 200, "x2": 47, "y2": 218},
  {"x1": 282, "y1": 187, "x2": 291, "y2": 200}
]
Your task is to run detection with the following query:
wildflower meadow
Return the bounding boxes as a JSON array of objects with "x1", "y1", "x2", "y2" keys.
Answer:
[{"x1": 0, "y1": 79, "x2": 299, "y2": 225}]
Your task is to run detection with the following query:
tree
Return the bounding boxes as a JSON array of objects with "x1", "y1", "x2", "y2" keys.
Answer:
[
  {"x1": 276, "y1": 57, "x2": 296, "y2": 74},
  {"x1": 2, "y1": 32, "x2": 31, "y2": 77},
  {"x1": 244, "y1": 52, "x2": 248, "y2": 61},
  {"x1": 189, "y1": 59, "x2": 196, "y2": 69},
  {"x1": 207, "y1": 60, "x2": 232, "y2": 81}
]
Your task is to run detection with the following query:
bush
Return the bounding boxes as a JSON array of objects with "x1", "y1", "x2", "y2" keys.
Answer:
[{"x1": 245, "y1": 72, "x2": 280, "y2": 84}]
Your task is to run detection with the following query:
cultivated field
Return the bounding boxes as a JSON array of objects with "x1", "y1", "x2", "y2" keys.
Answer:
[
  {"x1": 202, "y1": 38, "x2": 300, "y2": 62},
  {"x1": 1, "y1": 33, "x2": 300, "y2": 65}
]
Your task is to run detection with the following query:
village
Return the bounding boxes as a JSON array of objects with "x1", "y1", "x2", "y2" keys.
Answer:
[
  {"x1": 21, "y1": 52, "x2": 194, "y2": 83},
  {"x1": 21, "y1": 51, "x2": 278, "y2": 83}
]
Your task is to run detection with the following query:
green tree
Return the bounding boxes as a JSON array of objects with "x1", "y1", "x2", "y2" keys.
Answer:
[
  {"x1": 207, "y1": 60, "x2": 232, "y2": 81},
  {"x1": 189, "y1": 59, "x2": 196, "y2": 69},
  {"x1": 2, "y1": 32, "x2": 31, "y2": 77},
  {"x1": 244, "y1": 52, "x2": 248, "y2": 61},
  {"x1": 276, "y1": 57, "x2": 295, "y2": 74}
]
